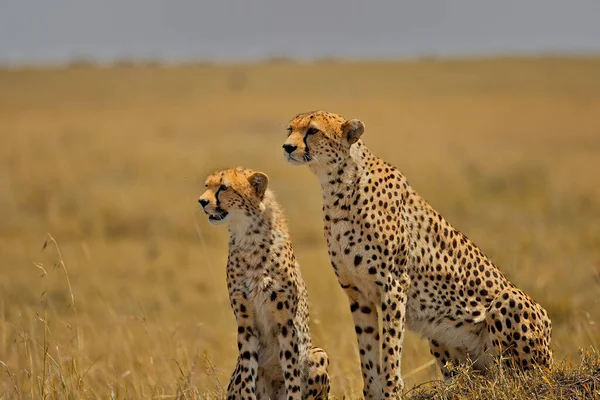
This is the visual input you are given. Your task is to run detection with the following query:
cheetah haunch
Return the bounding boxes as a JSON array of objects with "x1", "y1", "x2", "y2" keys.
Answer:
[
  {"x1": 198, "y1": 167, "x2": 330, "y2": 400},
  {"x1": 283, "y1": 111, "x2": 553, "y2": 399}
]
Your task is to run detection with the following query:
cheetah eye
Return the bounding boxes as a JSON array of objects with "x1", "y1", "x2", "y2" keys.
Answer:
[
  {"x1": 220, "y1": 184, "x2": 228, "y2": 191},
  {"x1": 286, "y1": 127, "x2": 292, "y2": 136},
  {"x1": 306, "y1": 127, "x2": 319, "y2": 136}
]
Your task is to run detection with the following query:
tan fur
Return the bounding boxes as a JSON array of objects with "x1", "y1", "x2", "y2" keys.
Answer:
[
  {"x1": 283, "y1": 111, "x2": 553, "y2": 399},
  {"x1": 199, "y1": 167, "x2": 330, "y2": 400}
]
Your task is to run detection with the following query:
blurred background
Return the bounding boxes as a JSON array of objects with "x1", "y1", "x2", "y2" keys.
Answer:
[{"x1": 1, "y1": 1, "x2": 599, "y2": 398}]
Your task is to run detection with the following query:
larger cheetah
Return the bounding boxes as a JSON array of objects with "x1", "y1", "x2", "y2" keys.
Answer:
[
  {"x1": 198, "y1": 167, "x2": 330, "y2": 400},
  {"x1": 282, "y1": 111, "x2": 552, "y2": 399}
]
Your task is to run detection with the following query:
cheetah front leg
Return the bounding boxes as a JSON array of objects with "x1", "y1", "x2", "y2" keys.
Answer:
[
  {"x1": 344, "y1": 286, "x2": 383, "y2": 400},
  {"x1": 271, "y1": 288, "x2": 303, "y2": 400},
  {"x1": 226, "y1": 358, "x2": 243, "y2": 399},
  {"x1": 229, "y1": 295, "x2": 260, "y2": 399},
  {"x1": 275, "y1": 319, "x2": 303, "y2": 400},
  {"x1": 380, "y1": 274, "x2": 409, "y2": 399},
  {"x1": 228, "y1": 326, "x2": 260, "y2": 399},
  {"x1": 305, "y1": 346, "x2": 330, "y2": 399}
]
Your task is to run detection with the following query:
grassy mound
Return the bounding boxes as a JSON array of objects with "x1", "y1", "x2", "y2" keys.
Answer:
[{"x1": 407, "y1": 348, "x2": 600, "y2": 400}]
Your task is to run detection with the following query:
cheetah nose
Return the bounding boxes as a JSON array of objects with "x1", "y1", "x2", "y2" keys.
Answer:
[
  {"x1": 282, "y1": 143, "x2": 297, "y2": 154},
  {"x1": 198, "y1": 199, "x2": 209, "y2": 207}
]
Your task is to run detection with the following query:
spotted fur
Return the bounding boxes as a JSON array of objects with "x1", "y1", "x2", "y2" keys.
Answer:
[
  {"x1": 282, "y1": 111, "x2": 553, "y2": 399},
  {"x1": 198, "y1": 167, "x2": 330, "y2": 400}
]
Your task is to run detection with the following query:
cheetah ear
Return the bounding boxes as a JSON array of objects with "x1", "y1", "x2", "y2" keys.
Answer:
[
  {"x1": 248, "y1": 172, "x2": 269, "y2": 200},
  {"x1": 341, "y1": 119, "x2": 365, "y2": 145}
]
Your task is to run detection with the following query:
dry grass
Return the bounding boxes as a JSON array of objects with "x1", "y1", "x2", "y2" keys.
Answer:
[
  {"x1": 407, "y1": 347, "x2": 600, "y2": 399},
  {"x1": 0, "y1": 57, "x2": 599, "y2": 399}
]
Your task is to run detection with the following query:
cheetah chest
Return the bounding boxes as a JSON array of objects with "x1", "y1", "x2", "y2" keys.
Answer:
[
  {"x1": 245, "y1": 275, "x2": 282, "y2": 369},
  {"x1": 327, "y1": 219, "x2": 381, "y2": 301}
]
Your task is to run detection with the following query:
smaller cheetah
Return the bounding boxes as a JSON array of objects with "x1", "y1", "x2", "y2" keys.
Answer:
[{"x1": 198, "y1": 167, "x2": 330, "y2": 400}]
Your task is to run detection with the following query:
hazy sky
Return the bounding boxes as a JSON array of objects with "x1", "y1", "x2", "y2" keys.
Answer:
[{"x1": 1, "y1": 0, "x2": 599, "y2": 65}]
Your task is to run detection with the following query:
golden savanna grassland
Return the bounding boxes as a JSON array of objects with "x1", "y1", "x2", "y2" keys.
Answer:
[{"x1": 0, "y1": 58, "x2": 599, "y2": 399}]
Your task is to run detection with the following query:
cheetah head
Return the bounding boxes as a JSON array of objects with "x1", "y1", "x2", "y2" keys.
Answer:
[
  {"x1": 198, "y1": 167, "x2": 269, "y2": 226},
  {"x1": 282, "y1": 110, "x2": 365, "y2": 167}
]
